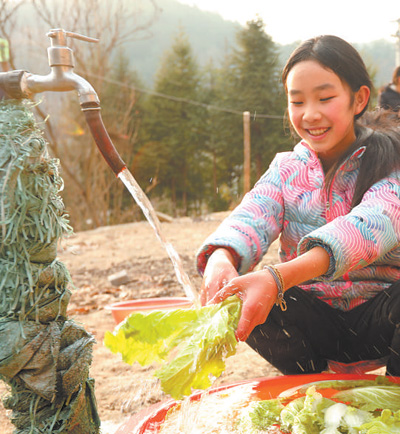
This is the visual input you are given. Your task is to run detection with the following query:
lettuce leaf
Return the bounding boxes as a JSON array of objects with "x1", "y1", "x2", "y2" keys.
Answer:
[
  {"x1": 243, "y1": 386, "x2": 375, "y2": 434},
  {"x1": 104, "y1": 295, "x2": 241, "y2": 399},
  {"x1": 333, "y1": 383, "x2": 400, "y2": 413},
  {"x1": 341, "y1": 406, "x2": 373, "y2": 430},
  {"x1": 237, "y1": 398, "x2": 285, "y2": 431},
  {"x1": 359, "y1": 409, "x2": 400, "y2": 433},
  {"x1": 321, "y1": 402, "x2": 348, "y2": 434},
  {"x1": 280, "y1": 386, "x2": 337, "y2": 433},
  {"x1": 290, "y1": 376, "x2": 392, "y2": 397}
]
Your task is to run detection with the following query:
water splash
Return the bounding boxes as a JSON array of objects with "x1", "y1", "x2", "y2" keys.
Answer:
[
  {"x1": 154, "y1": 384, "x2": 255, "y2": 433},
  {"x1": 118, "y1": 168, "x2": 199, "y2": 306}
]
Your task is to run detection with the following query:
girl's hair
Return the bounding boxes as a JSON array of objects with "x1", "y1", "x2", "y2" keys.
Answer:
[
  {"x1": 282, "y1": 35, "x2": 400, "y2": 207},
  {"x1": 393, "y1": 66, "x2": 400, "y2": 85},
  {"x1": 282, "y1": 35, "x2": 372, "y2": 119}
]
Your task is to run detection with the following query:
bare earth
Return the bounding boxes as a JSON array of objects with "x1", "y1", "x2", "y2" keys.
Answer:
[{"x1": 0, "y1": 212, "x2": 281, "y2": 433}]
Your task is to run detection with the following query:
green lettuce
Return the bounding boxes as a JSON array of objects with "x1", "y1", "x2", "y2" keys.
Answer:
[
  {"x1": 333, "y1": 383, "x2": 400, "y2": 413},
  {"x1": 104, "y1": 295, "x2": 241, "y2": 399},
  {"x1": 280, "y1": 386, "x2": 337, "y2": 433},
  {"x1": 290, "y1": 377, "x2": 392, "y2": 397},
  {"x1": 359, "y1": 409, "x2": 400, "y2": 433},
  {"x1": 237, "y1": 382, "x2": 399, "y2": 434},
  {"x1": 236, "y1": 398, "x2": 285, "y2": 432}
]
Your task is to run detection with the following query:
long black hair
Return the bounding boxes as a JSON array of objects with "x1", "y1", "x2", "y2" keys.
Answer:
[{"x1": 282, "y1": 35, "x2": 400, "y2": 207}]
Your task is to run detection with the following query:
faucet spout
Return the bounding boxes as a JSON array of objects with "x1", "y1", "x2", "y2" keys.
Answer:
[{"x1": 22, "y1": 69, "x2": 100, "y2": 106}]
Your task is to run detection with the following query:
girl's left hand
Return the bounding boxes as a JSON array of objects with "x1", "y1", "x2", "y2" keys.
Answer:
[{"x1": 209, "y1": 269, "x2": 279, "y2": 341}]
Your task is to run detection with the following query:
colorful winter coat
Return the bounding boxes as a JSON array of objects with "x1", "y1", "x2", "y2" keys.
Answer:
[{"x1": 197, "y1": 141, "x2": 400, "y2": 311}]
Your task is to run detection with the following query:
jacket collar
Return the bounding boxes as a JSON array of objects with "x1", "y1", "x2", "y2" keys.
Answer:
[{"x1": 295, "y1": 141, "x2": 366, "y2": 172}]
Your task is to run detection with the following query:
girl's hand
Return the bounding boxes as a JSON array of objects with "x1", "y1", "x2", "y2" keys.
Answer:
[
  {"x1": 201, "y1": 246, "x2": 331, "y2": 342},
  {"x1": 200, "y1": 248, "x2": 239, "y2": 305},
  {"x1": 210, "y1": 270, "x2": 279, "y2": 342}
]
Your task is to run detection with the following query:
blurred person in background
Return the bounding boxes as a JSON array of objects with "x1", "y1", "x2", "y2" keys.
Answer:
[{"x1": 379, "y1": 66, "x2": 400, "y2": 113}]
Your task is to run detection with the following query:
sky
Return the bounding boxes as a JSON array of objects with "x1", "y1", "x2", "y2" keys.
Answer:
[{"x1": 177, "y1": 0, "x2": 400, "y2": 45}]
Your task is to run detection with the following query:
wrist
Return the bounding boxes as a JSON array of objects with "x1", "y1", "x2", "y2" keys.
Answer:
[
  {"x1": 212, "y1": 247, "x2": 240, "y2": 269},
  {"x1": 263, "y1": 265, "x2": 287, "y2": 311},
  {"x1": 277, "y1": 246, "x2": 330, "y2": 289}
]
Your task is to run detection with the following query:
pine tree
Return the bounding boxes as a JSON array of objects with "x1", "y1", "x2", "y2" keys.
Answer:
[
  {"x1": 138, "y1": 30, "x2": 204, "y2": 215},
  {"x1": 223, "y1": 17, "x2": 290, "y2": 184},
  {"x1": 198, "y1": 60, "x2": 242, "y2": 211}
]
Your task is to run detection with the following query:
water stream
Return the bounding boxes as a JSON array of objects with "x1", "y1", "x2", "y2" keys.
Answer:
[{"x1": 118, "y1": 168, "x2": 200, "y2": 306}]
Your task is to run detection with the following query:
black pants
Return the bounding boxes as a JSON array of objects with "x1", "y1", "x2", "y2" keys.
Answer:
[{"x1": 246, "y1": 281, "x2": 400, "y2": 376}]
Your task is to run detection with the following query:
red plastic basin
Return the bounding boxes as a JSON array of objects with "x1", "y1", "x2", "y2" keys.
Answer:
[
  {"x1": 114, "y1": 373, "x2": 400, "y2": 434},
  {"x1": 105, "y1": 297, "x2": 193, "y2": 324}
]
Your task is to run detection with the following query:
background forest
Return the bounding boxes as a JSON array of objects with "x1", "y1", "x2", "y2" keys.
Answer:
[{"x1": 1, "y1": 0, "x2": 398, "y2": 230}]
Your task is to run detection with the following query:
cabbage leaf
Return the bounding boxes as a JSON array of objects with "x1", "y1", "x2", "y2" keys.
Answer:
[
  {"x1": 280, "y1": 386, "x2": 337, "y2": 433},
  {"x1": 237, "y1": 398, "x2": 285, "y2": 432},
  {"x1": 104, "y1": 295, "x2": 241, "y2": 399},
  {"x1": 359, "y1": 409, "x2": 400, "y2": 433},
  {"x1": 237, "y1": 380, "x2": 400, "y2": 434},
  {"x1": 333, "y1": 383, "x2": 400, "y2": 412}
]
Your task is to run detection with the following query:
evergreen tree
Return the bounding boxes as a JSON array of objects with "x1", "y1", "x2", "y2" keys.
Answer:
[
  {"x1": 137, "y1": 30, "x2": 204, "y2": 215},
  {"x1": 222, "y1": 17, "x2": 291, "y2": 185},
  {"x1": 198, "y1": 60, "x2": 243, "y2": 211}
]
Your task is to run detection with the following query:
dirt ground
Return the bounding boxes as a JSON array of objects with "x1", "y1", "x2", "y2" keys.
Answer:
[{"x1": 0, "y1": 212, "x2": 281, "y2": 434}]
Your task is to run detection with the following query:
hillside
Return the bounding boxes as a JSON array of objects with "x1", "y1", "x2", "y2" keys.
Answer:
[
  {"x1": 121, "y1": 0, "x2": 397, "y2": 86},
  {"x1": 124, "y1": 0, "x2": 241, "y2": 84},
  {"x1": 12, "y1": 0, "x2": 397, "y2": 87}
]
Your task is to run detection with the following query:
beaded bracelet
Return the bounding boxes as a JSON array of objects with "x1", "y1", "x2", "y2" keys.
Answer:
[{"x1": 263, "y1": 265, "x2": 287, "y2": 311}]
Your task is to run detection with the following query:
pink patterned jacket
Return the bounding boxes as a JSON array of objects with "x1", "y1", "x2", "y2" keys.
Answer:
[{"x1": 197, "y1": 141, "x2": 400, "y2": 310}]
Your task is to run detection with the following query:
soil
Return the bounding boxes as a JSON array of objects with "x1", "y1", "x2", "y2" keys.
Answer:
[{"x1": 0, "y1": 212, "x2": 281, "y2": 434}]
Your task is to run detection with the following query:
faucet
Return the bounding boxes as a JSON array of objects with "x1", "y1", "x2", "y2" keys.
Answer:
[
  {"x1": 0, "y1": 29, "x2": 126, "y2": 175},
  {"x1": 27, "y1": 29, "x2": 100, "y2": 106},
  {"x1": 2, "y1": 29, "x2": 100, "y2": 107}
]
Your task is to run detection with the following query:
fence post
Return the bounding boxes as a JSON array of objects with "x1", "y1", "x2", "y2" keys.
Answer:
[{"x1": 243, "y1": 111, "x2": 251, "y2": 194}]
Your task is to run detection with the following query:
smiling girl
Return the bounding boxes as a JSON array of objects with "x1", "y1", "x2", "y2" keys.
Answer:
[{"x1": 197, "y1": 35, "x2": 400, "y2": 376}]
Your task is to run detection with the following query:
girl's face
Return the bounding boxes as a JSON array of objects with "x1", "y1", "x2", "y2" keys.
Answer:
[{"x1": 286, "y1": 60, "x2": 369, "y2": 171}]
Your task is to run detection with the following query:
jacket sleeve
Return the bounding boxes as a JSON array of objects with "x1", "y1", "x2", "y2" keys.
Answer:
[
  {"x1": 298, "y1": 172, "x2": 400, "y2": 280},
  {"x1": 196, "y1": 156, "x2": 285, "y2": 276}
]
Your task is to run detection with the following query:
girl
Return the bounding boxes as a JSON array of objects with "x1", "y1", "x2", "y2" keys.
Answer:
[{"x1": 197, "y1": 35, "x2": 400, "y2": 376}]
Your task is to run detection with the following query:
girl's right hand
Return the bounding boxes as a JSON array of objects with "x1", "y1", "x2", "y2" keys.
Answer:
[{"x1": 200, "y1": 248, "x2": 239, "y2": 305}]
